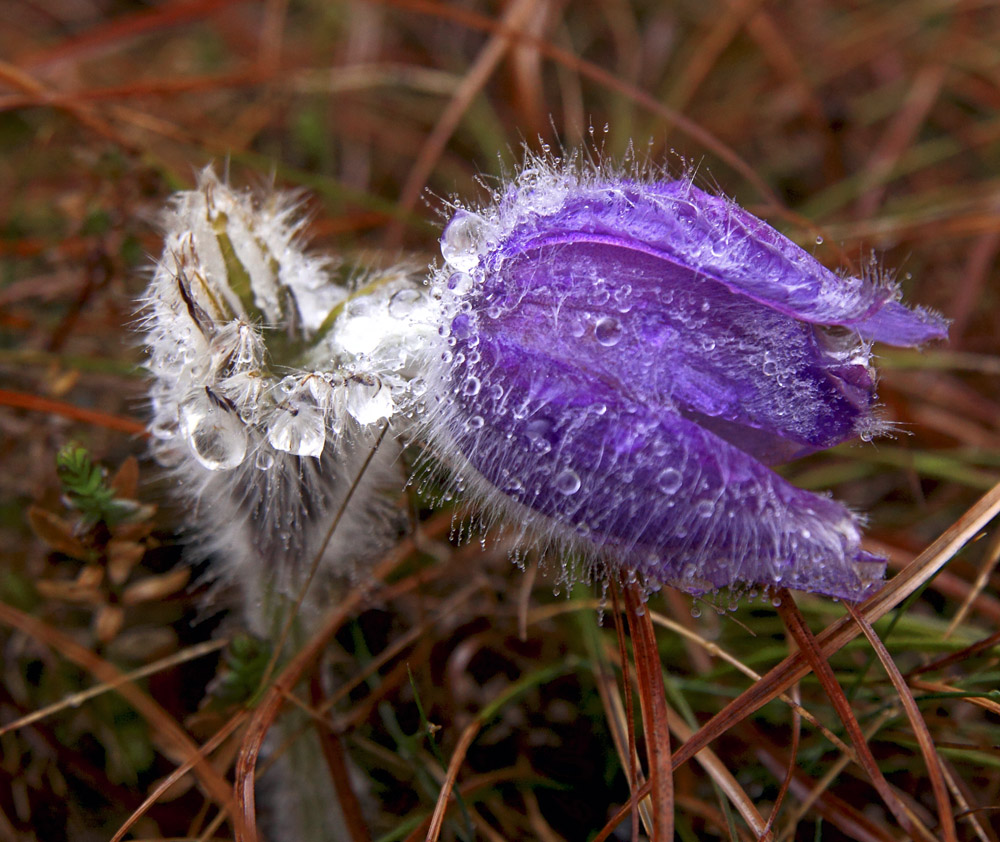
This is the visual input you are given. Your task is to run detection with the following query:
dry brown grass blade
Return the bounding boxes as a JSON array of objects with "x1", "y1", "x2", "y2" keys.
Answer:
[
  {"x1": 756, "y1": 724, "x2": 900, "y2": 842},
  {"x1": 774, "y1": 590, "x2": 932, "y2": 842},
  {"x1": 671, "y1": 479, "x2": 1000, "y2": 769},
  {"x1": 909, "y1": 678, "x2": 1000, "y2": 717},
  {"x1": 0, "y1": 388, "x2": 148, "y2": 436},
  {"x1": 393, "y1": 0, "x2": 541, "y2": 220},
  {"x1": 373, "y1": 0, "x2": 788, "y2": 216},
  {"x1": 664, "y1": 0, "x2": 765, "y2": 121},
  {"x1": 0, "y1": 638, "x2": 227, "y2": 737},
  {"x1": 610, "y1": 578, "x2": 644, "y2": 842},
  {"x1": 844, "y1": 603, "x2": 957, "y2": 842},
  {"x1": 911, "y1": 627, "x2": 1000, "y2": 677},
  {"x1": 0, "y1": 600, "x2": 238, "y2": 827},
  {"x1": 18, "y1": 0, "x2": 245, "y2": 69},
  {"x1": 111, "y1": 710, "x2": 249, "y2": 842},
  {"x1": 622, "y1": 583, "x2": 674, "y2": 842},
  {"x1": 648, "y1": 608, "x2": 853, "y2": 757},
  {"x1": 945, "y1": 525, "x2": 1000, "y2": 638},
  {"x1": 423, "y1": 719, "x2": 482, "y2": 842},
  {"x1": 234, "y1": 589, "x2": 369, "y2": 842},
  {"x1": 760, "y1": 683, "x2": 799, "y2": 839},
  {"x1": 309, "y1": 675, "x2": 372, "y2": 842},
  {"x1": 663, "y1": 707, "x2": 770, "y2": 840},
  {"x1": 589, "y1": 638, "x2": 650, "y2": 836}
]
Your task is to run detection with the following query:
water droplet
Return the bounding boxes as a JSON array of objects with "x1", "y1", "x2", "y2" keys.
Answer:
[
  {"x1": 446, "y1": 272, "x2": 474, "y2": 295},
  {"x1": 180, "y1": 392, "x2": 247, "y2": 471},
  {"x1": 555, "y1": 469, "x2": 581, "y2": 495},
  {"x1": 388, "y1": 287, "x2": 423, "y2": 319},
  {"x1": 591, "y1": 280, "x2": 610, "y2": 306},
  {"x1": 696, "y1": 500, "x2": 715, "y2": 518},
  {"x1": 762, "y1": 359, "x2": 778, "y2": 376},
  {"x1": 462, "y1": 376, "x2": 481, "y2": 397},
  {"x1": 690, "y1": 604, "x2": 702, "y2": 618},
  {"x1": 268, "y1": 403, "x2": 326, "y2": 458},
  {"x1": 613, "y1": 284, "x2": 633, "y2": 312},
  {"x1": 594, "y1": 317, "x2": 623, "y2": 347},
  {"x1": 815, "y1": 235, "x2": 824, "y2": 245},
  {"x1": 255, "y1": 450, "x2": 275, "y2": 470},
  {"x1": 441, "y1": 212, "x2": 489, "y2": 272},
  {"x1": 656, "y1": 468, "x2": 682, "y2": 495},
  {"x1": 346, "y1": 376, "x2": 393, "y2": 424},
  {"x1": 465, "y1": 414, "x2": 485, "y2": 430},
  {"x1": 524, "y1": 418, "x2": 553, "y2": 454}
]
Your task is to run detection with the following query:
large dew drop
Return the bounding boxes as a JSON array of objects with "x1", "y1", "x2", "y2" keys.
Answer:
[
  {"x1": 594, "y1": 316, "x2": 623, "y2": 347},
  {"x1": 441, "y1": 212, "x2": 490, "y2": 273},
  {"x1": 656, "y1": 467, "x2": 683, "y2": 495},
  {"x1": 555, "y1": 468, "x2": 582, "y2": 495},
  {"x1": 346, "y1": 376, "x2": 394, "y2": 425},
  {"x1": 268, "y1": 403, "x2": 326, "y2": 458},
  {"x1": 180, "y1": 392, "x2": 248, "y2": 471}
]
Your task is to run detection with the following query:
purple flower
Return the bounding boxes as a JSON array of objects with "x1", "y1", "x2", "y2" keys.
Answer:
[{"x1": 428, "y1": 163, "x2": 947, "y2": 601}]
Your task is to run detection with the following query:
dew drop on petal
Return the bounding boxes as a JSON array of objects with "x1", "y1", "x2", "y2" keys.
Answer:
[
  {"x1": 554, "y1": 468, "x2": 581, "y2": 495},
  {"x1": 346, "y1": 376, "x2": 394, "y2": 424},
  {"x1": 180, "y1": 394, "x2": 247, "y2": 471},
  {"x1": 255, "y1": 450, "x2": 275, "y2": 471},
  {"x1": 594, "y1": 317, "x2": 623, "y2": 347},
  {"x1": 462, "y1": 376, "x2": 481, "y2": 396},
  {"x1": 442, "y1": 212, "x2": 488, "y2": 272},
  {"x1": 656, "y1": 468, "x2": 683, "y2": 495},
  {"x1": 447, "y1": 272, "x2": 474, "y2": 294},
  {"x1": 268, "y1": 404, "x2": 326, "y2": 458}
]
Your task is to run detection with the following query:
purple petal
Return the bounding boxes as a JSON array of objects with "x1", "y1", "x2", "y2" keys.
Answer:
[
  {"x1": 492, "y1": 179, "x2": 947, "y2": 343},
  {"x1": 851, "y1": 300, "x2": 949, "y2": 345},
  {"x1": 478, "y1": 240, "x2": 874, "y2": 464},
  {"x1": 444, "y1": 329, "x2": 884, "y2": 601}
]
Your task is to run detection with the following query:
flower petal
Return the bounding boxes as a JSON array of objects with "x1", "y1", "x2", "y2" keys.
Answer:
[
  {"x1": 476, "y1": 239, "x2": 874, "y2": 464},
  {"x1": 443, "y1": 331, "x2": 884, "y2": 601},
  {"x1": 490, "y1": 178, "x2": 947, "y2": 343}
]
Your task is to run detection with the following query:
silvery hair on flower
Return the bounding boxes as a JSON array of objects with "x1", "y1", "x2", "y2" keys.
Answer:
[{"x1": 139, "y1": 167, "x2": 420, "y2": 634}]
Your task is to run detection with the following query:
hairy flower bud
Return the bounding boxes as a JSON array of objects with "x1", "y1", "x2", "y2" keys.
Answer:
[
  {"x1": 423, "y1": 159, "x2": 948, "y2": 601},
  {"x1": 139, "y1": 168, "x2": 409, "y2": 622}
]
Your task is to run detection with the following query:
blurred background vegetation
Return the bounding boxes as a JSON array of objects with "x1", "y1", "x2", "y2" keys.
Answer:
[{"x1": 2, "y1": 1, "x2": 1000, "y2": 840}]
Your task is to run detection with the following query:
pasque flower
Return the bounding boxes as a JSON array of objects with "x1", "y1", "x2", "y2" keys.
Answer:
[{"x1": 424, "y1": 160, "x2": 947, "y2": 601}]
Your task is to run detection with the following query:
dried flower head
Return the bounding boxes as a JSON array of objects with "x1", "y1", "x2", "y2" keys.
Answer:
[
  {"x1": 419, "y1": 156, "x2": 948, "y2": 601},
  {"x1": 139, "y1": 168, "x2": 414, "y2": 626}
]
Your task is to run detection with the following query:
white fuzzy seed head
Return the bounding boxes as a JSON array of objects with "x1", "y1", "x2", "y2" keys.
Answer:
[{"x1": 140, "y1": 168, "x2": 428, "y2": 628}]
